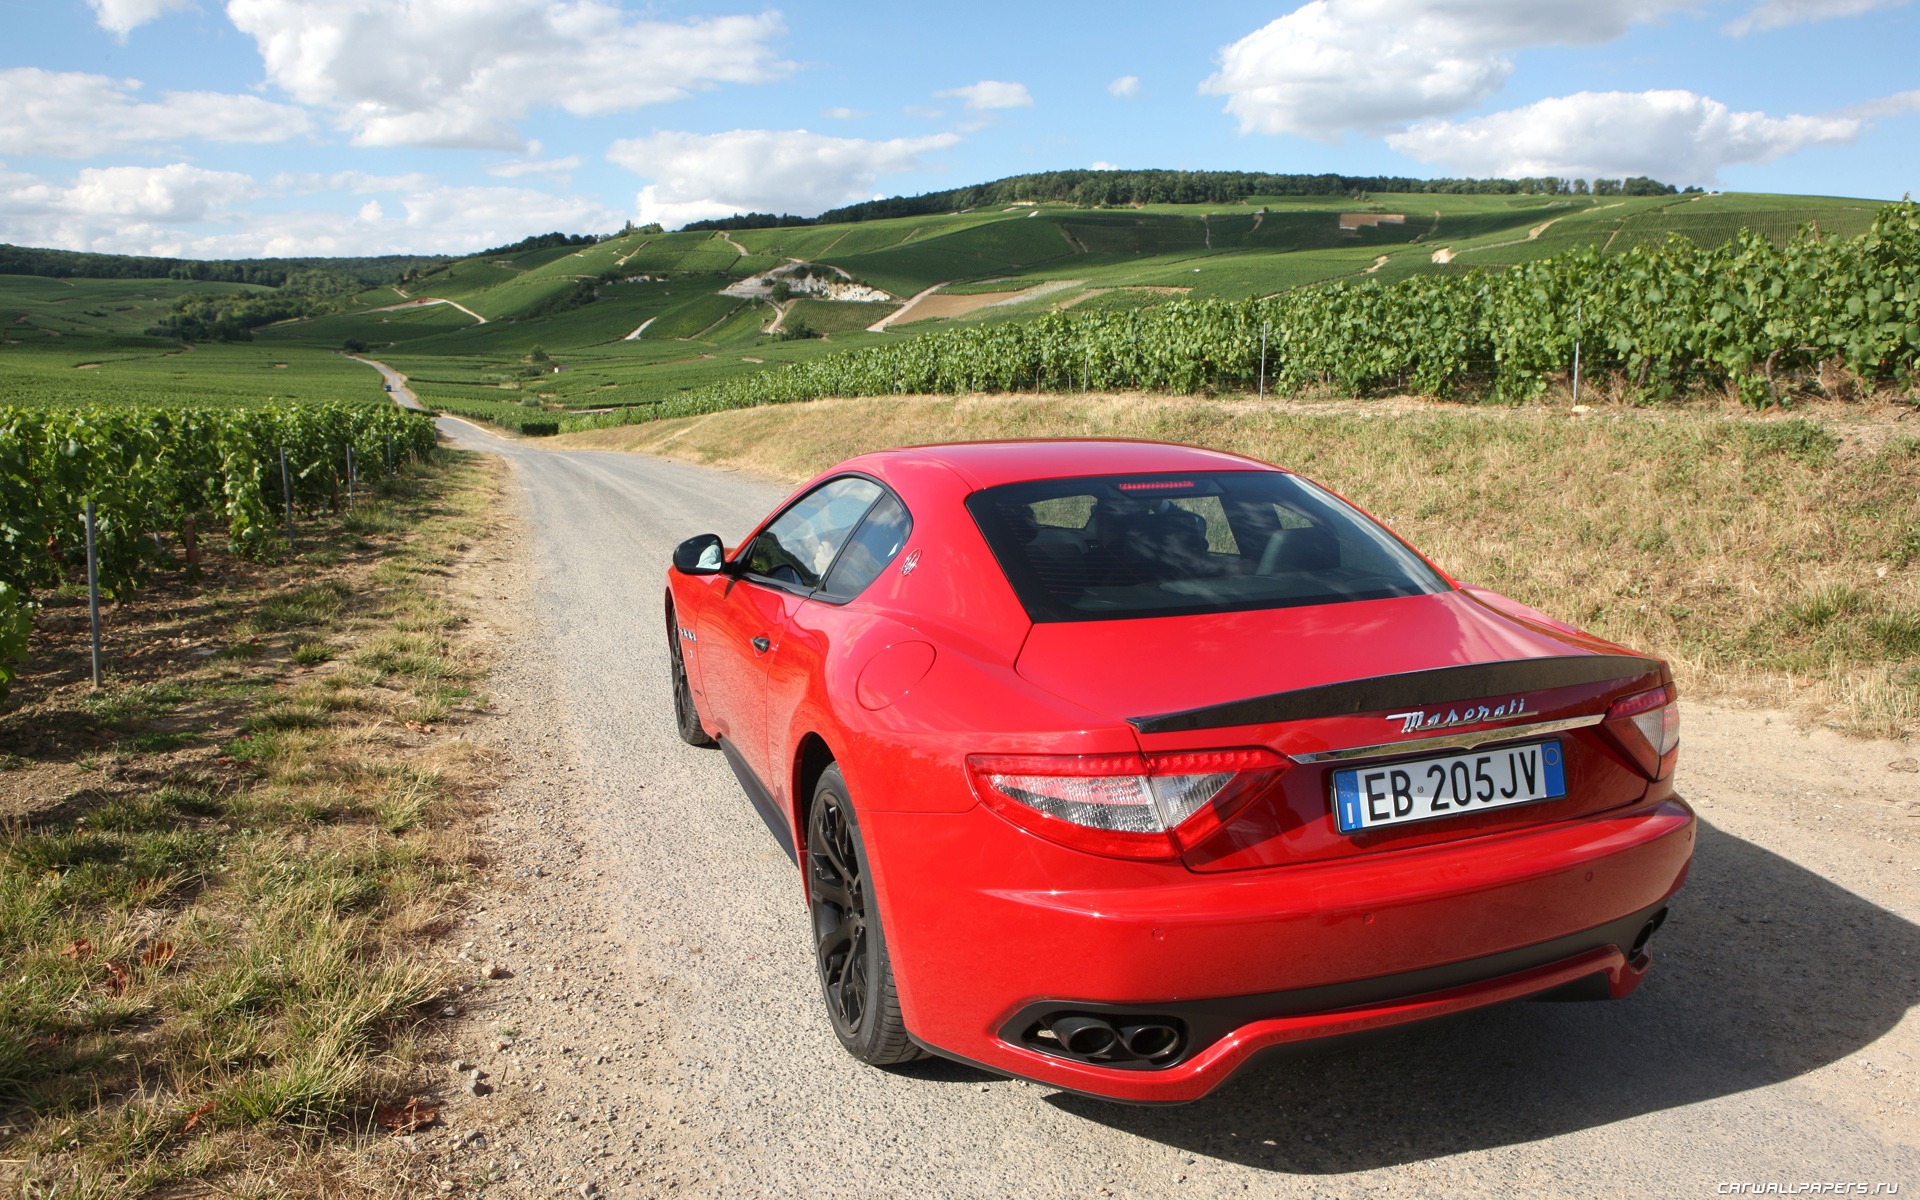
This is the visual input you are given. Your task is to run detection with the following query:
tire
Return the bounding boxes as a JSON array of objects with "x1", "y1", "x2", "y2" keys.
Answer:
[
  {"x1": 668, "y1": 611, "x2": 714, "y2": 748},
  {"x1": 807, "y1": 764, "x2": 922, "y2": 1065}
]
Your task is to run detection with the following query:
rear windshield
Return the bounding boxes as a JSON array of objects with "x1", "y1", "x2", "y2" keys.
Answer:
[{"x1": 965, "y1": 471, "x2": 1448, "y2": 623}]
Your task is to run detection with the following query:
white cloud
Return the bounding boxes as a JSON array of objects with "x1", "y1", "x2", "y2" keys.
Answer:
[
  {"x1": 49, "y1": 164, "x2": 256, "y2": 223},
  {"x1": 87, "y1": 0, "x2": 195, "y2": 37},
  {"x1": 1844, "y1": 89, "x2": 1920, "y2": 118},
  {"x1": 1727, "y1": 0, "x2": 1906, "y2": 33},
  {"x1": 1091, "y1": 160, "x2": 1119, "y2": 170},
  {"x1": 0, "y1": 68, "x2": 312, "y2": 157},
  {"x1": 225, "y1": 0, "x2": 789, "y2": 149},
  {"x1": 485, "y1": 154, "x2": 584, "y2": 182},
  {"x1": 608, "y1": 128, "x2": 961, "y2": 228},
  {"x1": 1386, "y1": 89, "x2": 1863, "y2": 183},
  {"x1": 1108, "y1": 75, "x2": 1141, "y2": 99},
  {"x1": 936, "y1": 80, "x2": 1034, "y2": 111},
  {"x1": 392, "y1": 184, "x2": 624, "y2": 249},
  {"x1": 0, "y1": 162, "x2": 623, "y2": 256},
  {"x1": 1202, "y1": 0, "x2": 1693, "y2": 139},
  {"x1": 822, "y1": 106, "x2": 866, "y2": 120},
  {"x1": 269, "y1": 169, "x2": 440, "y2": 195}
]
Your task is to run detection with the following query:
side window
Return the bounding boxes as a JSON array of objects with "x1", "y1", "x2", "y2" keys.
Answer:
[
  {"x1": 744, "y1": 477, "x2": 883, "y2": 590},
  {"x1": 819, "y1": 493, "x2": 913, "y2": 601}
]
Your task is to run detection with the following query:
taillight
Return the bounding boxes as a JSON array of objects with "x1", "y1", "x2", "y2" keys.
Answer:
[
  {"x1": 1603, "y1": 684, "x2": 1680, "y2": 780},
  {"x1": 966, "y1": 749, "x2": 1287, "y2": 860}
]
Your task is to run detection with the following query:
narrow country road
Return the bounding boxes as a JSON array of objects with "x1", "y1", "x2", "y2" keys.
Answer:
[
  {"x1": 349, "y1": 355, "x2": 424, "y2": 410},
  {"x1": 436, "y1": 416, "x2": 1920, "y2": 1198},
  {"x1": 365, "y1": 296, "x2": 490, "y2": 324}
]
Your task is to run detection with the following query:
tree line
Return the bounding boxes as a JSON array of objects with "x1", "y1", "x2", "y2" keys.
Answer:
[
  {"x1": 672, "y1": 171, "x2": 1684, "y2": 231},
  {"x1": 0, "y1": 244, "x2": 447, "y2": 287},
  {"x1": 144, "y1": 269, "x2": 366, "y2": 342},
  {"x1": 820, "y1": 170, "x2": 1685, "y2": 223}
]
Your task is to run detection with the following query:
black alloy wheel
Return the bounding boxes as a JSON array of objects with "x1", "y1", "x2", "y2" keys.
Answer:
[
  {"x1": 807, "y1": 765, "x2": 921, "y2": 1065},
  {"x1": 668, "y1": 612, "x2": 714, "y2": 747}
]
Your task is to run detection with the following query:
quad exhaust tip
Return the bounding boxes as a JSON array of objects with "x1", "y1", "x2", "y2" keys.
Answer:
[
  {"x1": 1119, "y1": 1022, "x2": 1181, "y2": 1061},
  {"x1": 1049, "y1": 1014, "x2": 1120, "y2": 1059},
  {"x1": 1029, "y1": 1013, "x2": 1187, "y2": 1068}
]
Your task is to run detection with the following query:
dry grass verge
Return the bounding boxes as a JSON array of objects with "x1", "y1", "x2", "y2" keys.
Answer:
[
  {"x1": 561, "y1": 392, "x2": 1920, "y2": 738},
  {"x1": 0, "y1": 449, "x2": 504, "y2": 1198}
]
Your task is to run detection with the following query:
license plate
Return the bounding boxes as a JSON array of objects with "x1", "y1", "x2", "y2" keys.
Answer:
[{"x1": 1332, "y1": 740, "x2": 1566, "y2": 834}]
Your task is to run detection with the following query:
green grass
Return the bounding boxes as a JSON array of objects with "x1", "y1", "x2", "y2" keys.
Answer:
[
  {"x1": 296, "y1": 302, "x2": 482, "y2": 348},
  {"x1": 84, "y1": 681, "x2": 192, "y2": 728},
  {"x1": 0, "y1": 277, "x2": 257, "y2": 345},
  {"x1": 428, "y1": 395, "x2": 562, "y2": 433},
  {"x1": 0, "y1": 334, "x2": 391, "y2": 408},
  {"x1": 0, "y1": 452, "x2": 499, "y2": 1196},
  {"x1": 249, "y1": 581, "x2": 352, "y2": 632}
]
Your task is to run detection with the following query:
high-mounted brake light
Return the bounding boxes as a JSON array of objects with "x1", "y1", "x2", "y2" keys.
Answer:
[
  {"x1": 1602, "y1": 683, "x2": 1680, "y2": 780},
  {"x1": 1116, "y1": 480, "x2": 1196, "y2": 492},
  {"x1": 966, "y1": 749, "x2": 1287, "y2": 860}
]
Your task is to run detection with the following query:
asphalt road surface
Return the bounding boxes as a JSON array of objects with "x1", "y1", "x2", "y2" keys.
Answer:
[
  {"x1": 438, "y1": 415, "x2": 1920, "y2": 1199},
  {"x1": 352, "y1": 356, "x2": 425, "y2": 410}
]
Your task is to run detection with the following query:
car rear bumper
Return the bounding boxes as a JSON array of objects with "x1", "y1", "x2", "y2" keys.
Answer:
[{"x1": 862, "y1": 795, "x2": 1694, "y2": 1103}]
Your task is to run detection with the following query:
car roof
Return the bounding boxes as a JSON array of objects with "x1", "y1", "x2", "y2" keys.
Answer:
[{"x1": 849, "y1": 439, "x2": 1281, "y2": 491}]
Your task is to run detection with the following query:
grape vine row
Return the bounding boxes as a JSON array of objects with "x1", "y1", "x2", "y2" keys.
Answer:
[
  {"x1": 575, "y1": 200, "x2": 1920, "y2": 431},
  {"x1": 0, "y1": 402, "x2": 437, "y2": 699}
]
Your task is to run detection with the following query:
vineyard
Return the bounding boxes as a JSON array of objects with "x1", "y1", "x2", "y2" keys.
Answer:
[
  {"x1": 0, "y1": 402, "x2": 438, "y2": 699},
  {"x1": 563, "y1": 200, "x2": 1920, "y2": 430}
]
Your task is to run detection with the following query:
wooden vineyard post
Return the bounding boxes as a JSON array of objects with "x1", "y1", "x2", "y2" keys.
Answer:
[
  {"x1": 1571, "y1": 300, "x2": 1583, "y2": 406},
  {"x1": 1258, "y1": 324, "x2": 1267, "y2": 398},
  {"x1": 83, "y1": 501, "x2": 101, "y2": 689},
  {"x1": 280, "y1": 447, "x2": 295, "y2": 552},
  {"x1": 347, "y1": 445, "x2": 356, "y2": 508}
]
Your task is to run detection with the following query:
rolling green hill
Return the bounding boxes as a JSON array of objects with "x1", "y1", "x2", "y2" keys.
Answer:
[{"x1": 0, "y1": 186, "x2": 1891, "y2": 426}]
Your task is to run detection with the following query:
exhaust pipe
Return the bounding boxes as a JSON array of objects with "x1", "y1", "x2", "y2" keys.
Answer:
[
  {"x1": 1119, "y1": 1022, "x2": 1182, "y2": 1062},
  {"x1": 1628, "y1": 907, "x2": 1669, "y2": 962},
  {"x1": 1049, "y1": 1014, "x2": 1120, "y2": 1059}
]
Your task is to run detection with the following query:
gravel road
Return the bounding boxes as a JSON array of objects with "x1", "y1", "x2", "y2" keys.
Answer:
[
  {"x1": 350, "y1": 356, "x2": 425, "y2": 410},
  {"x1": 431, "y1": 416, "x2": 1920, "y2": 1199}
]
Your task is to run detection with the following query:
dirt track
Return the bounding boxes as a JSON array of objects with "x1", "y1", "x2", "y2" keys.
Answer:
[
  {"x1": 364, "y1": 296, "x2": 489, "y2": 324},
  {"x1": 429, "y1": 417, "x2": 1920, "y2": 1198}
]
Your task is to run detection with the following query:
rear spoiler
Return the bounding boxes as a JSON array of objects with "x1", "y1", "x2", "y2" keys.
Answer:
[{"x1": 1129, "y1": 654, "x2": 1662, "y2": 735}]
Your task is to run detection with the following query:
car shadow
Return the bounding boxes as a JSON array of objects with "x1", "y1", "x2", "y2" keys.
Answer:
[{"x1": 1044, "y1": 819, "x2": 1920, "y2": 1171}]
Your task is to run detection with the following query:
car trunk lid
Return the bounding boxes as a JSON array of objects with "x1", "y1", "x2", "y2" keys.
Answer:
[{"x1": 1013, "y1": 589, "x2": 1665, "y2": 869}]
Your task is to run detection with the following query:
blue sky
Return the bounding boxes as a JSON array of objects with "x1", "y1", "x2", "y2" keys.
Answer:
[{"x1": 2, "y1": 0, "x2": 1914, "y2": 257}]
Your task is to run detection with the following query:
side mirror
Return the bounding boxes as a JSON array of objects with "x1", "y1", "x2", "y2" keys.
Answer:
[{"x1": 672, "y1": 533, "x2": 728, "y2": 576}]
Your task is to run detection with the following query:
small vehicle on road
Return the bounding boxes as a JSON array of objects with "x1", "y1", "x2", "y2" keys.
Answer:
[{"x1": 664, "y1": 440, "x2": 1692, "y2": 1102}]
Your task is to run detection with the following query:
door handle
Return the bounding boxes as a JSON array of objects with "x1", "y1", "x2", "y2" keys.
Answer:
[{"x1": 751, "y1": 636, "x2": 771, "y2": 653}]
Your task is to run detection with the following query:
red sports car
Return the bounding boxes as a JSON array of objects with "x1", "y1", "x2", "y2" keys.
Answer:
[{"x1": 664, "y1": 440, "x2": 1692, "y2": 1103}]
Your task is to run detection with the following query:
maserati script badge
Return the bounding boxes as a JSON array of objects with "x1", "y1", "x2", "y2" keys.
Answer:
[{"x1": 1386, "y1": 697, "x2": 1533, "y2": 734}]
